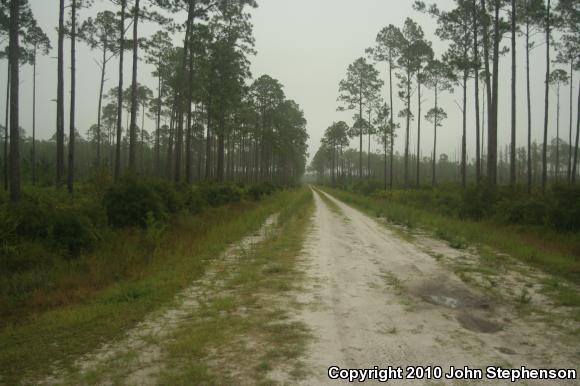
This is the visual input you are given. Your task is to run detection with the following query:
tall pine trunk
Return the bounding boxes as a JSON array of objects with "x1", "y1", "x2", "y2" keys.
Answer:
[
  {"x1": 96, "y1": 42, "x2": 107, "y2": 168},
  {"x1": 185, "y1": 29, "x2": 195, "y2": 184},
  {"x1": 389, "y1": 53, "x2": 395, "y2": 189},
  {"x1": 542, "y1": 0, "x2": 550, "y2": 193},
  {"x1": 416, "y1": 77, "x2": 422, "y2": 186},
  {"x1": 57, "y1": 0, "x2": 65, "y2": 187},
  {"x1": 68, "y1": 0, "x2": 77, "y2": 195},
  {"x1": 568, "y1": 63, "x2": 573, "y2": 183},
  {"x1": 510, "y1": 0, "x2": 516, "y2": 185},
  {"x1": 462, "y1": 70, "x2": 467, "y2": 188},
  {"x1": 474, "y1": 0, "x2": 481, "y2": 183},
  {"x1": 488, "y1": 0, "x2": 500, "y2": 185},
  {"x1": 32, "y1": 45, "x2": 37, "y2": 185},
  {"x1": 3, "y1": 64, "x2": 8, "y2": 191},
  {"x1": 526, "y1": 16, "x2": 533, "y2": 192},
  {"x1": 175, "y1": 0, "x2": 194, "y2": 183},
  {"x1": 480, "y1": 0, "x2": 493, "y2": 183},
  {"x1": 367, "y1": 109, "x2": 371, "y2": 179},
  {"x1": 404, "y1": 71, "x2": 411, "y2": 186},
  {"x1": 359, "y1": 87, "x2": 363, "y2": 179},
  {"x1": 205, "y1": 98, "x2": 212, "y2": 180},
  {"x1": 115, "y1": 0, "x2": 126, "y2": 180},
  {"x1": 432, "y1": 86, "x2": 438, "y2": 186},
  {"x1": 556, "y1": 83, "x2": 560, "y2": 180},
  {"x1": 217, "y1": 111, "x2": 225, "y2": 182},
  {"x1": 8, "y1": 0, "x2": 20, "y2": 202},
  {"x1": 129, "y1": 0, "x2": 140, "y2": 173},
  {"x1": 155, "y1": 74, "x2": 162, "y2": 176}
]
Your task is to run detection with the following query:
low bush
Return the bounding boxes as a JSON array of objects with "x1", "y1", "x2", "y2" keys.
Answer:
[
  {"x1": 9, "y1": 198, "x2": 52, "y2": 240},
  {"x1": 103, "y1": 178, "x2": 166, "y2": 228},
  {"x1": 51, "y1": 209, "x2": 98, "y2": 258},
  {"x1": 351, "y1": 179, "x2": 383, "y2": 196},
  {"x1": 148, "y1": 180, "x2": 184, "y2": 214},
  {"x1": 333, "y1": 180, "x2": 580, "y2": 233},
  {"x1": 547, "y1": 184, "x2": 580, "y2": 232},
  {"x1": 247, "y1": 182, "x2": 277, "y2": 201},
  {"x1": 199, "y1": 183, "x2": 243, "y2": 207},
  {"x1": 183, "y1": 186, "x2": 206, "y2": 214}
]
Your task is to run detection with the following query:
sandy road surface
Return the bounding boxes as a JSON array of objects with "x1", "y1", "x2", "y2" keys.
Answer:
[{"x1": 296, "y1": 190, "x2": 578, "y2": 385}]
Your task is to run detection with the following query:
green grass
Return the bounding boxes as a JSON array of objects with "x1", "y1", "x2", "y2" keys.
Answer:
[
  {"x1": 157, "y1": 188, "x2": 314, "y2": 384},
  {"x1": 0, "y1": 189, "x2": 306, "y2": 385},
  {"x1": 320, "y1": 187, "x2": 580, "y2": 289}
]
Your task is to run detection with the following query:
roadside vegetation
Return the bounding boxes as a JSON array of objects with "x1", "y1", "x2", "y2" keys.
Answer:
[
  {"x1": 0, "y1": 180, "x2": 298, "y2": 384},
  {"x1": 319, "y1": 184, "x2": 580, "y2": 290},
  {"x1": 0, "y1": 0, "x2": 314, "y2": 383}
]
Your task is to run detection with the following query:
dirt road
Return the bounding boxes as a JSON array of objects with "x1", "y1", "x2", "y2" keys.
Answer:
[{"x1": 295, "y1": 190, "x2": 579, "y2": 385}]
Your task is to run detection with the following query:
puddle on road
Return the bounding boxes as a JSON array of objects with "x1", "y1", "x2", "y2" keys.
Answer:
[
  {"x1": 428, "y1": 294, "x2": 462, "y2": 309},
  {"x1": 409, "y1": 276, "x2": 502, "y2": 334}
]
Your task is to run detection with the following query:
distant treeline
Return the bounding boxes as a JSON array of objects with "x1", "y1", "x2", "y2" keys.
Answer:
[
  {"x1": 1, "y1": 0, "x2": 309, "y2": 203},
  {"x1": 311, "y1": 0, "x2": 579, "y2": 191}
]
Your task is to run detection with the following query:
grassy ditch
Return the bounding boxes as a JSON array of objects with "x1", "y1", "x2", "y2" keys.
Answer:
[{"x1": 0, "y1": 188, "x2": 304, "y2": 384}]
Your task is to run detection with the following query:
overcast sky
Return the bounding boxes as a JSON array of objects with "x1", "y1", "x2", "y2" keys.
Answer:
[{"x1": 5, "y1": 0, "x2": 576, "y2": 163}]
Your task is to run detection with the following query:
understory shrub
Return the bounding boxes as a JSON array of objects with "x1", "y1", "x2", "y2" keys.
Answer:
[
  {"x1": 51, "y1": 209, "x2": 98, "y2": 258},
  {"x1": 352, "y1": 179, "x2": 382, "y2": 196},
  {"x1": 199, "y1": 183, "x2": 243, "y2": 207},
  {"x1": 547, "y1": 184, "x2": 580, "y2": 232},
  {"x1": 103, "y1": 178, "x2": 166, "y2": 228},
  {"x1": 334, "y1": 180, "x2": 580, "y2": 232},
  {"x1": 247, "y1": 182, "x2": 277, "y2": 201}
]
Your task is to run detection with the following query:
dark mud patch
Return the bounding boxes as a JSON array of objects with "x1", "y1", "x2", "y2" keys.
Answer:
[
  {"x1": 456, "y1": 313, "x2": 503, "y2": 334},
  {"x1": 411, "y1": 276, "x2": 492, "y2": 311}
]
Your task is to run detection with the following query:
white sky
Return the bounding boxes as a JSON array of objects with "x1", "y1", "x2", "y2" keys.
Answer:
[{"x1": 5, "y1": 0, "x2": 576, "y2": 163}]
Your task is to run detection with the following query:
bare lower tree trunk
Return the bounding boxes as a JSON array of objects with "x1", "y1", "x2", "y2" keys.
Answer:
[
  {"x1": 432, "y1": 86, "x2": 438, "y2": 186},
  {"x1": 96, "y1": 42, "x2": 107, "y2": 168},
  {"x1": 404, "y1": 72, "x2": 411, "y2": 186},
  {"x1": 488, "y1": 0, "x2": 500, "y2": 186},
  {"x1": 416, "y1": 78, "x2": 422, "y2": 186},
  {"x1": 115, "y1": 0, "x2": 126, "y2": 180},
  {"x1": 359, "y1": 90, "x2": 363, "y2": 180},
  {"x1": 526, "y1": 18, "x2": 532, "y2": 192},
  {"x1": 185, "y1": 37, "x2": 194, "y2": 184},
  {"x1": 474, "y1": 0, "x2": 481, "y2": 183},
  {"x1": 8, "y1": 0, "x2": 20, "y2": 202},
  {"x1": 510, "y1": 0, "x2": 516, "y2": 185},
  {"x1": 68, "y1": 0, "x2": 77, "y2": 195},
  {"x1": 175, "y1": 0, "x2": 194, "y2": 183},
  {"x1": 542, "y1": 0, "x2": 550, "y2": 193},
  {"x1": 217, "y1": 112, "x2": 225, "y2": 182},
  {"x1": 568, "y1": 64, "x2": 573, "y2": 183},
  {"x1": 32, "y1": 45, "x2": 37, "y2": 185},
  {"x1": 556, "y1": 83, "x2": 561, "y2": 181},
  {"x1": 128, "y1": 0, "x2": 140, "y2": 173},
  {"x1": 3, "y1": 64, "x2": 8, "y2": 191},
  {"x1": 383, "y1": 129, "x2": 387, "y2": 190},
  {"x1": 57, "y1": 0, "x2": 65, "y2": 187},
  {"x1": 388, "y1": 54, "x2": 395, "y2": 189},
  {"x1": 462, "y1": 71, "x2": 467, "y2": 188},
  {"x1": 155, "y1": 75, "x2": 162, "y2": 176},
  {"x1": 167, "y1": 105, "x2": 175, "y2": 180},
  {"x1": 481, "y1": 0, "x2": 493, "y2": 183},
  {"x1": 205, "y1": 99, "x2": 212, "y2": 180}
]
